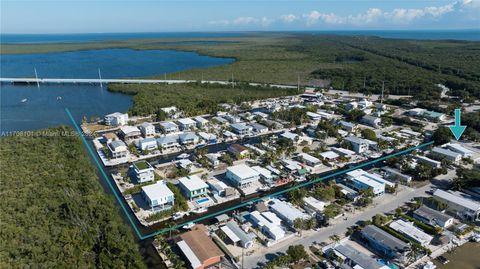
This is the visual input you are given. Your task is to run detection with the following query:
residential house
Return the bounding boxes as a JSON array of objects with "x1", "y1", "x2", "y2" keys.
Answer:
[
  {"x1": 344, "y1": 136, "x2": 369, "y2": 154},
  {"x1": 176, "y1": 225, "x2": 224, "y2": 269},
  {"x1": 413, "y1": 205, "x2": 454, "y2": 228},
  {"x1": 227, "y1": 144, "x2": 249, "y2": 158},
  {"x1": 224, "y1": 114, "x2": 242, "y2": 124},
  {"x1": 361, "y1": 115, "x2": 381, "y2": 128},
  {"x1": 360, "y1": 225, "x2": 409, "y2": 262},
  {"x1": 251, "y1": 123, "x2": 268, "y2": 134},
  {"x1": 389, "y1": 219, "x2": 433, "y2": 246},
  {"x1": 345, "y1": 169, "x2": 391, "y2": 196},
  {"x1": 102, "y1": 132, "x2": 118, "y2": 144},
  {"x1": 433, "y1": 189, "x2": 480, "y2": 221},
  {"x1": 431, "y1": 147, "x2": 462, "y2": 163},
  {"x1": 269, "y1": 199, "x2": 310, "y2": 226},
  {"x1": 107, "y1": 140, "x2": 129, "y2": 159},
  {"x1": 383, "y1": 167, "x2": 412, "y2": 184},
  {"x1": 104, "y1": 112, "x2": 128, "y2": 126},
  {"x1": 160, "y1": 121, "x2": 179, "y2": 134},
  {"x1": 177, "y1": 118, "x2": 197, "y2": 131},
  {"x1": 306, "y1": 111, "x2": 322, "y2": 121},
  {"x1": 226, "y1": 164, "x2": 260, "y2": 189},
  {"x1": 446, "y1": 143, "x2": 474, "y2": 158},
  {"x1": 251, "y1": 166, "x2": 275, "y2": 185},
  {"x1": 206, "y1": 153, "x2": 220, "y2": 167},
  {"x1": 303, "y1": 196, "x2": 326, "y2": 215},
  {"x1": 138, "y1": 137, "x2": 158, "y2": 151},
  {"x1": 329, "y1": 244, "x2": 390, "y2": 269},
  {"x1": 416, "y1": 156, "x2": 442, "y2": 168},
  {"x1": 339, "y1": 121, "x2": 358, "y2": 132},
  {"x1": 131, "y1": 161, "x2": 155, "y2": 183},
  {"x1": 139, "y1": 122, "x2": 155, "y2": 137},
  {"x1": 141, "y1": 180, "x2": 174, "y2": 212},
  {"x1": 179, "y1": 132, "x2": 199, "y2": 145},
  {"x1": 156, "y1": 135, "x2": 179, "y2": 150},
  {"x1": 178, "y1": 175, "x2": 209, "y2": 201},
  {"x1": 119, "y1": 125, "x2": 141, "y2": 140},
  {"x1": 297, "y1": 153, "x2": 321, "y2": 167},
  {"x1": 194, "y1": 116, "x2": 209, "y2": 128},
  {"x1": 280, "y1": 131, "x2": 298, "y2": 142},
  {"x1": 230, "y1": 123, "x2": 253, "y2": 136},
  {"x1": 332, "y1": 147, "x2": 356, "y2": 158},
  {"x1": 249, "y1": 210, "x2": 285, "y2": 241},
  {"x1": 221, "y1": 220, "x2": 254, "y2": 249},
  {"x1": 198, "y1": 132, "x2": 217, "y2": 144}
]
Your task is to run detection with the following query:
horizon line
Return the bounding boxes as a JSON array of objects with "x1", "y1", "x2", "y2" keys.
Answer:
[{"x1": 2, "y1": 28, "x2": 479, "y2": 35}]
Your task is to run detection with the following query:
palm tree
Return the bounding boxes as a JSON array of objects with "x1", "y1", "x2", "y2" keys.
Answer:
[
  {"x1": 329, "y1": 234, "x2": 341, "y2": 246},
  {"x1": 406, "y1": 243, "x2": 424, "y2": 264}
]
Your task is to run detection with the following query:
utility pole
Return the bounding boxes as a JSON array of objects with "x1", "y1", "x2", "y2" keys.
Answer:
[
  {"x1": 297, "y1": 73, "x2": 300, "y2": 91},
  {"x1": 98, "y1": 68, "x2": 103, "y2": 89},
  {"x1": 34, "y1": 68, "x2": 40, "y2": 89}
]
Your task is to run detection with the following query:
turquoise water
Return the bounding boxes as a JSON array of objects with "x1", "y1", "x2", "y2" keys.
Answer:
[
  {"x1": 378, "y1": 259, "x2": 400, "y2": 269},
  {"x1": 0, "y1": 49, "x2": 233, "y2": 133}
]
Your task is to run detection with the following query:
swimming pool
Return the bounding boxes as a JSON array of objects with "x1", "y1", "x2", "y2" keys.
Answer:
[
  {"x1": 377, "y1": 259, "x2": 400, "y2": 269},
  {"x1": 196, "y1": 197, "x2": 210, "y2": 204}
]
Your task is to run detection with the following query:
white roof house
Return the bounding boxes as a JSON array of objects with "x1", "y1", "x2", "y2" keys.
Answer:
[
  {"x1": 433, "y1": 189, "x2": 480, "y2": 221},
  {"x1": 160, "y1": 121, "x2": 179, "y2": 133},
  {"x1": 303, "y1": 196, "x2": 326, "y2": 214},
  {"x1": 226, "y1": 164, "x2": 260, "y2": 189},
  {"x1": 251, "y1": 166, "x2": 274, "y2": 181},
  {"x1": 346, "y1": 169, "x2": 387, "y2": 196},
  {"x1": 138, "y1": 137, "x2": 158, "y2": 151},
  {"x1": 446, "y1": 143, "x2": 474, "y2": 157},
  {"x1": 223, "y1": 221, "x2": 254, "y2": 248},
  {"x1": 177, "y1": 118, "x2": 197, "y2": 130},
  {"x1": 141, "y1": 181, "x2": 174, "y2": 211},
  {"x1": 249, "y1": 210, "x2": 285, "y2": 241},
  {"x1": 139, "y1": 122, "x2": 155, "y2": 137},
  {"x1": 320, "y1": 151, "x2": 340, "y2": 160},
  {"x1": 297, "y1": 153, "x2": 321, "y2": 167},
  {"x1": 332, "y1": 147, "x2": 356, "y2": 157},
  {"x1": 431, "y1": 147, "x2": 462, "y2": 162},
  {"x1": 104, "y1": 112, "x2": 128, "y2": 126},
  {"x1": 389, "y1": 219, "x2": 433, "y2": 246},
  {"x1": 178, "y1": 175, "x2": 209, "y2": 200},
  {"x1": 120, "y1": 125, "x2": 141, "y2": 138},
  {"x1": 194, "y1": 116, "x2": 209, "y2": 127},
  {"x1": 269, "y1": 198, "x2": 309, "y2": 226},
  {"x1": 280, "y1": 131, "x2": 298, "y2": 142}
]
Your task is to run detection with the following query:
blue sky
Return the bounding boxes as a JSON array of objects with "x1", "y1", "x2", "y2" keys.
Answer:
[{"x1": 1, "y1": 0, "x2": 479, "y2": 33}]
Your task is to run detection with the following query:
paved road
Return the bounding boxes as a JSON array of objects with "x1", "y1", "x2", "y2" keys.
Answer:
[{"x1": 243, "y1": 184, "x2": 432, "y2": 269}]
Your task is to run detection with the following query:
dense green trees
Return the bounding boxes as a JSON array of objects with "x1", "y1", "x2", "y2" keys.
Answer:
[
  {"x1": 0, "y1": 127, "x2": 145, "y2": 268},
  {"x1": 452, "y1": 167, "x2": 480, "y2": 190},
  {"x1": 109, "y1": 82, "x2": 300, "y2": 117},
  {"x1": 432, "y1": 126, "x2": 452, "y2": 145}
]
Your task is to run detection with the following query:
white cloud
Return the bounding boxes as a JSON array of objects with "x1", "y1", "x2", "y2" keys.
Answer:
[
  {"x1": 232, "y1": 17, "x2": 258, "y2": 25},
  {"x1": 348, "y1": 8, "x2": 383, "y2": 25},
  {"x1": 303, "y1": 10, "x2": 345, "y2": 25},
  {"x1": 280, "y1": 14, "x2": 297, "y2": 23},
  {"x1": 209, "y1": 1, "x2": 478, "y2": 29},
  {"x1": 209, "y1": 16, "x2": 273, "y2": 28},
  {"x1": 208, "y1": 20, "x2": 230, "y2": 26}
]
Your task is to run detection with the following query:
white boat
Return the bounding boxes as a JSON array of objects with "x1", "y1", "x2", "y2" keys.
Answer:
[
  {"x1": 57, "y1": 96, "x2": 62, "y2": 100},
  {"x1": 172, "y1": 211, "x2": 189, "y2": 220},
  {"x1": 182, "y1": 222, "x2": 195, "y2": 230},
  {"x1": 422, "y1": 261, "x2": 436, "y2": 269},
  {"x1": 21, "y1": 98, "x2": 28, "y2": 103},
  {"x1": 257, "y1": 186, "x2": 271, "y2": 192},
  {"x1": 192, "y1": 207, "x2": 207, "y2": 214},
  {"x1": 176, "y1": 153, "x2": 189, "y2": 159}
]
